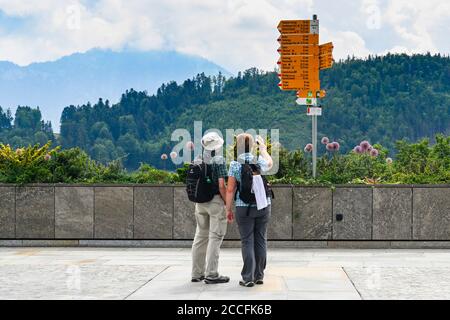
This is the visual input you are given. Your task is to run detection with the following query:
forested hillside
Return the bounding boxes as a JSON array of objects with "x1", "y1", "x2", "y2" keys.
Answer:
[
  {"x1": 0, "y1": 106, "x2": 55, "y2": 147},
  {"x1": 1, "y1": 53, "x2": 449, "y2": 170}
]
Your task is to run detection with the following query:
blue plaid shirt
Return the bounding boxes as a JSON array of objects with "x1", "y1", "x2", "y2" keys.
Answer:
[{"x1": 228, "y1": 153, "x2": 271, "y2": 207}]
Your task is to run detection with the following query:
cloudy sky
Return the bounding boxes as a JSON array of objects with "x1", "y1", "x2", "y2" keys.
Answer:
[{"x1": 0, "y1": 0, "x2": 449, "y2": 73}]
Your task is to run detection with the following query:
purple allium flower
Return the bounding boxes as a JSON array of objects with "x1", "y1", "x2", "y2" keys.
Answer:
[
  {"x1": 370, "y1": 148, "x2": 379, "y2": 157},
  {"x1": 360, "y1": 141, "x2": 371, "y2": 152},
  {"x1": 304, "y1": 143, "x2": 313, "y2": 153},
  {"x1": 326, "y1": 143, "x2": 335, "y2": 151},
  {"x1": 170, "y1": 151, "x2": 178, "y2": 159},
  {"x1": 386, "y1": 157, "x2": 393, "y2": 164},
  {"x1": 321, "y1": 137, "x2": 329, "y2": 145},
  {"x1": 161, "y1": 153, "x2": 168, "y2": 160},
  {"x1": 44, "y1": 154, "x2": 51, "y2": 161},
  {"x1": 353, "y1": 146, "x2": 363, "y2": 154},
  {"x1": 332, "y1": 142, "x2": 340, "y2": 151},
  {"x1": 186, "y1": 141, "x2": 195, "y2": 151}
]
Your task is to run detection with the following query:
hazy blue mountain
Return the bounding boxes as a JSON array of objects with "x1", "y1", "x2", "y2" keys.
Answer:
[{"x1": 0, "y1": 49, "x2": 231, "y2": 131}]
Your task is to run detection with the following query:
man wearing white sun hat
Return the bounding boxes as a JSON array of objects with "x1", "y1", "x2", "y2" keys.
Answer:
[{"x1": 191, "y1": 132, "x2": 230, "y2": 284}]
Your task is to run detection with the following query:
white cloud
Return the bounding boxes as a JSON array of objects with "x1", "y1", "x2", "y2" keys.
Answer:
[
  {"x1": 384, "y1": 0, "x2": 450, "y2": 54},
  {"x1": 321, "y1": 28, "x2": 372, "y2": 60},
  {"x1": 0, "y1": 0, "x2": 448, "y2": 71}
]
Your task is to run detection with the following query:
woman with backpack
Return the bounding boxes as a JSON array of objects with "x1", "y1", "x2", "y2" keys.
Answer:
[{"x1": 225, "y1": 133, "x2": 273, "y2": 287}]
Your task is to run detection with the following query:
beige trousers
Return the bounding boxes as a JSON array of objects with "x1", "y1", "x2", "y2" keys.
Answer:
[{"x1": 191, "y1": 195, "x2": 228, "y2": 279}]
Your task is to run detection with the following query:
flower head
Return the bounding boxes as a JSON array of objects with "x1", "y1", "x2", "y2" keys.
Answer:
[
  {"x1": 353, "y1": 146, "x2": 363, "y2": 154},
  {"x1": 360, "y1": 141, "x2": 371, "y2": 152},
  {"x1": 386, "y1": 157, "x2": 393, "y2": 164},
  {"x1": 326, "y1": 143, "x2": 334, "y2": 152},
  {"x1": 321, "y1": 137, "x2": 329, "y2": 145},
  {"x1": 44, "y1": 154, "x2": 51, "y2": 161},
  {"x1": 332, "y1": 142, "x2": 340, "y2": 151},
  {"x1": 170, "y1": 151, "x2": 178, "y2": 159},
  {"x1": 15, "y1": 148, "x2": 24, "y2": 156},
  {"x1": 304, "y1": 143, "x2": 313, "y2": 153},
  {"x1": 370, "y1": 148, "x2": 379, "y2": 157},
  {"x1": 186, "y1": 141, "x2": 195, "y2": 151},
  {"x1": 161, "y1": 153, "x2": 168, "y2": 160}
]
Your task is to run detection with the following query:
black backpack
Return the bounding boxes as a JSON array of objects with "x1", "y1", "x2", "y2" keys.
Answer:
[
  {"x1": 186, "y1": 161, "x2": 218, "y2": 203},
  {"x1": 237, "y1": 161, "x2": 274, "y2": 205}
]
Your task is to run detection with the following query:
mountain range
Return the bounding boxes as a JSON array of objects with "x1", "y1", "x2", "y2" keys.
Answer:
[{"x1": 0, "y1": 49, "x2": 231, "y2": 130}]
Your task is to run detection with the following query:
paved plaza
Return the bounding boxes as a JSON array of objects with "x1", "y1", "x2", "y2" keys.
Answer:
[{"x1": 1, "y1": 247, "x2": 450, "y2": 300}]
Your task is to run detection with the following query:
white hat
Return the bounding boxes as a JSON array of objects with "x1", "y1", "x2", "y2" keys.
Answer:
[{"x1": 201, "y1": 132, "x2": 224, "y2": 151}]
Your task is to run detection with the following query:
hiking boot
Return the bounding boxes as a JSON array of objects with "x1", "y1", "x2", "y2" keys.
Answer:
[
  {"x1": 255, "y1": 279, "x2": 264, "y2": 285},
  {"x1": 191, "y1": 276, "x2": 205, "y2": 283},
  {"x1": 239, "y1": 280, "x2": 255, "y2": 287},
  {"x1": 204, "y1": 275, "x2": 230, "y2": 284}
]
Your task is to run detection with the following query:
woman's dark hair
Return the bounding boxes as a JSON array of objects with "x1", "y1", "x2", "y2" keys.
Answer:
[{"x1": 244, "y1": 136, "x2": 250, "y2": 153}]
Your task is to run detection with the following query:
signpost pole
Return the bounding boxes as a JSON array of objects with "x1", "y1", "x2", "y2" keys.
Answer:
[{"x1": 312, "y1": 112, "x2": 317, "y2": 179}]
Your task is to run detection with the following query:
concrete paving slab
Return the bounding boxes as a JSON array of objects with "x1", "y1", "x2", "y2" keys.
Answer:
[{"x1": 1, "y1": 248, "x2": 450, "y2": 300}]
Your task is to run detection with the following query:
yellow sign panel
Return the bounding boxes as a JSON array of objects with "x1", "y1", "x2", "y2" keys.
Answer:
[
  {"x1": 278, "y1": 81, "x2": 320, "y2": 92},
  {"x1": 276, "y1": 17, "x2": 333, "y2": 92},
  {"x1": 279, "y1": 56, "x2": 319, "y2": 71},
  {"x1": 278, "y1": 20, "x2": 310, "y2": 34},
  {"x1": 280, "y1": 65, "x2": 319, "y2": 76},
  {"x1": 279, "y1": 79, "x2": 320, "y2": 89},
  {"x1": 278, "y1": 34, "x2": 319, "y2": 46},
  {"x1": 319, "y1": 62, "x2": 333, "y2": 70},
  {"x1": 278, "y1": 45, "x2": 319, "y2": 56},
  {"x1": 279, "y1": 73, "x2": 318, "y2": 81},
  {"x1": 319, "y1": 54, "x2": 333, "y2": 70},
  {"x1": 319, "y1": 42, "x2": 333, "y2": 55},
  {"x1": 279, "y1": 72, "x2": 319, "y2": 82}
]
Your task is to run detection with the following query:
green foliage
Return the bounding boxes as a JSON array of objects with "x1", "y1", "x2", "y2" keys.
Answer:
[
  {"x1": 175, "y1": 163, "x2": 190, "y2": 183},
  {"x1": 2, "y1": 55, "x2": 448, "y2": 171},
  {"x1": 0, "y1": 142, "x2": 60, "y2": 183},
  {"x1": 52, "y1": 54, "x2": 450, "y2": 170},
  {"x1": 0, "y1": 142, "x2": 178, "y2": 184},
  {"x1": 0, "y1": 136, "x2": 448, "y2": 184},
  {"x1": 270, "y1": 135, "x2": 449, "y2": 185},
  {"x1": 390, "y1": 134, "x2": 450, "y2": 183},
  {"x1": 0, "y1": 54, "x2": 449, "y2": 180},
  {"x1": 130, "y1": 163, "x2": 178, "y2": 184},
  {"x1": 0, "y1": 106, "x2": 55, "y2": 148}
]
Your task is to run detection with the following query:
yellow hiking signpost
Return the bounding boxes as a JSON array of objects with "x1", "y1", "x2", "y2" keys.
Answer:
[{"x1": 277, "y1": 14, "x2": 334, "y2": 178}]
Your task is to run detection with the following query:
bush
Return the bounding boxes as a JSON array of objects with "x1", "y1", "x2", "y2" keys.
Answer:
[
  {"x1": 269, "y1": 135, "x2": 449, "y2": 185},
  {"x1": 0, "y1": 142, "x2": 59, "y2": 183},
  {"x1": 0, "y1": 135, "x2": 448, "y2": 185},
  {"x1": 130, "y1": 163, "x2": 178, "y2": 184}
]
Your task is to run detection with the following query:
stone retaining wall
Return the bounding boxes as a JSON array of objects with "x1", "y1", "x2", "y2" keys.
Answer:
[{"x1": 0, "y1": 184, "x2": 449, "y2": 245}]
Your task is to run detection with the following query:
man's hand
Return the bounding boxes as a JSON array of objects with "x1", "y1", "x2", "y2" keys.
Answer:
[{"x1": 226, "y1": 209, "x2": 234, "y2": 223}]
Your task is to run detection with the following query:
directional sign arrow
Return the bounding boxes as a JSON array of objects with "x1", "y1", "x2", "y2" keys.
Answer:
[
  {"x1": 319, "y1": 42, "x2": 334, "y2": 55},
  {"x1": 278, "y1": 20, "x2": 310, "y2": 33},
  {"x1": 278, "y1": 34, "x2": 319, "y2": 46},
  {"x1": 278, "y1": 45, "x2": 319, "y2": 56},
  {"x1": 278, "y1": 55, "x2": 320, "y2": 68},
  {"x1": 278, "y1": 19, "x2": 320, "y2": 35},
  {"x1": 279, "y1": 79, "x2": 319, "y2": 88}
]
